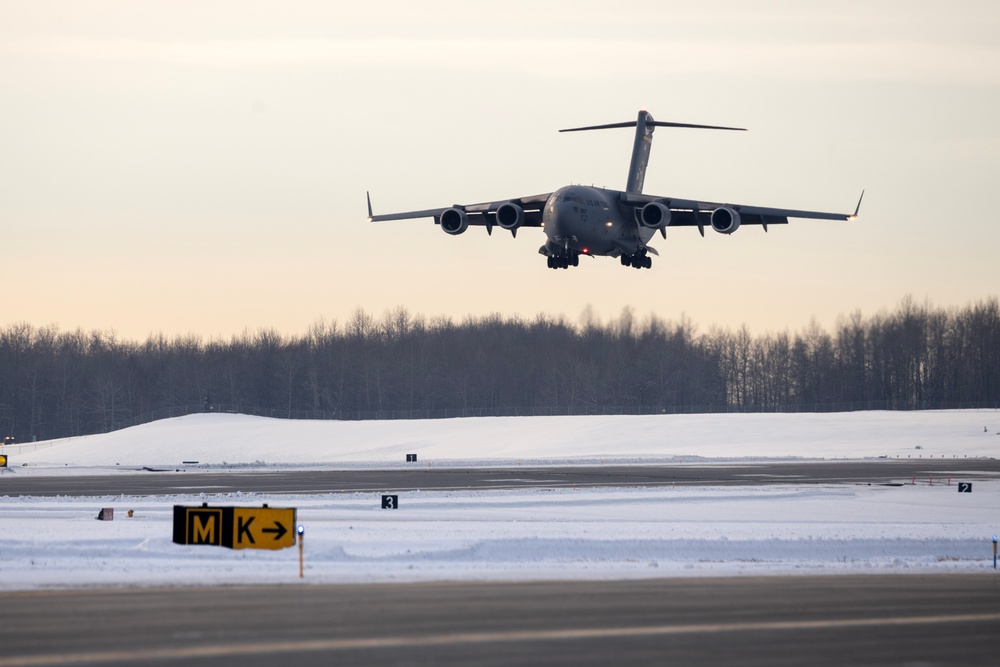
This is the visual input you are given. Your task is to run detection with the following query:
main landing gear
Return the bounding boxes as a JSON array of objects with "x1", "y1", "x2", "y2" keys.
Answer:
[
  {"x1": 547, "y1": 254, "x2": 579, "y2": 269},
  {"x1": 621, "y1": 248, "x2": 653, "y2": 269}
]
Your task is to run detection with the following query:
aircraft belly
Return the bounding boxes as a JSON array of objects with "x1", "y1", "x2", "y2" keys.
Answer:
[{"x1": 547, "y1": 216, "x2": 618, "y2": 255}]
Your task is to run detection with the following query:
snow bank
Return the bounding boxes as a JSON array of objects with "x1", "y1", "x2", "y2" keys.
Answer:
[{"x1": 6, "y1": 410, "x2": 1000, "y2": 472}]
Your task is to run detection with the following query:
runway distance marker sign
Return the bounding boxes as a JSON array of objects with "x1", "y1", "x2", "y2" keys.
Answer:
[{"x1": 173, "y1": 504, "x2": 296, "y2": 550}]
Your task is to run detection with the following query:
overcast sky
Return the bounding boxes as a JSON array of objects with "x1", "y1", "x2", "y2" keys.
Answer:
[{"x1": 2, "y1": 1, "x2": 998, "y2": 341}]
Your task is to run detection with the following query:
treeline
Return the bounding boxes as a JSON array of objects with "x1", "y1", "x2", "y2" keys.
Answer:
[{"x1": 1, "y1": 297, "x2": 998, "y2": 441}]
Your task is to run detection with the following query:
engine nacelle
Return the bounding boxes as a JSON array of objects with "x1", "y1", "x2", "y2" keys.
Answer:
[
  {"x1": 710, "y1": 206, "x2": 741, "y2": 234},
  {"x1": 440, "y1": 207, "x2": 469, "y2": 235},
  {"x1": 495, "y1": 202, "x2": 525, "y2": 231},
  {"x1": 640, "y1": 202, "x2": 671, "y2": 229}
]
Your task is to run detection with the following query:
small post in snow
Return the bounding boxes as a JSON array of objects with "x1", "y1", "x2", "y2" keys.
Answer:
[
  {"x1": 298, "y1": 524, "x2": 305, "y2": 578},
  {"x1": 993, "y1": 536, "x2": 997, "y2": 570}
]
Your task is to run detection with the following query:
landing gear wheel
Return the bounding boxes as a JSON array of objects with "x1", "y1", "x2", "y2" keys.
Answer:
[{"x1": 546, "y1": 253, "x2": 580, "y2": 269}]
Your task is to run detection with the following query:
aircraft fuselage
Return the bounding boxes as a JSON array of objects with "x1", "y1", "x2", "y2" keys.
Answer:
[{"x1": 541, "y1": 185, "x2": 652, "y2": 265}]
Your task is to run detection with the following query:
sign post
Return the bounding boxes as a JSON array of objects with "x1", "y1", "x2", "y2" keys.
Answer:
[{"x1": 298, "y1": 525, "x2": 305, "y2": 578}]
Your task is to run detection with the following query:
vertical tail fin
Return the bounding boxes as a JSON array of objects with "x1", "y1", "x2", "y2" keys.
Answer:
[
  {"x1": 560, "y1": 111, "x2": 746, "y2": 195},
  {"x1": 627, "y1": 110, "x2": 655, "y2": 194}
]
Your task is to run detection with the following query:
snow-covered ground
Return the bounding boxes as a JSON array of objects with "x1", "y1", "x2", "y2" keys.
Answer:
[
  {"x1": 1, "y1": 411, "x2": 999, "y2": 590},
  {"x1": 7, "y1": 409, "x2": 1000, "y2": 470}
]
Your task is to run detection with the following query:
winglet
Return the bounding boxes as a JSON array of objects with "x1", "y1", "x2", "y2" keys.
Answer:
[
  {"x1": 366, "y1": 191, "x2": 374, "y2": 221},
  {"x1": 849, "y1": 190, "x2": 865, "y2": 220}
]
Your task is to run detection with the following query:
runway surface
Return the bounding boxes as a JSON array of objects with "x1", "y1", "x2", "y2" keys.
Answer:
[
  {"x1": 2, "y1": 459, "x2": 999, "y2": 497},
  {"x1": 2, "y1": 575, "x2": 998, "y2": 666}
]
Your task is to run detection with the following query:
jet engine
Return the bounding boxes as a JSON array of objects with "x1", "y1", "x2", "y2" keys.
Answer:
[
  {"x1": 440, "y1": 208, "x2": 469, "y2": 235},
  {"x1": 710, "y1": 206, "x2": 741, "y2": 234},
  {"x1": 495, "y1": 202, "x2": 525, "y2": 231},
  {"x1": 640, "y1": 202, "x2": 671, "y2": 229}
]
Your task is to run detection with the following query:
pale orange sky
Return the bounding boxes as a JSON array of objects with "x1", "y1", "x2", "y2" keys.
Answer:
[{"x1": 2, "y1": 1, "x2": 999, "y2": 341}]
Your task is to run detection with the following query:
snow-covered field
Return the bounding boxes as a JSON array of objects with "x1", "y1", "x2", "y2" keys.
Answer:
[
  {"x1": 1, "y1": 411, "x2": 999, "y2": 590},
  {"x1": 8, "y1": 410, "x2": 1000, "y2": 469}
]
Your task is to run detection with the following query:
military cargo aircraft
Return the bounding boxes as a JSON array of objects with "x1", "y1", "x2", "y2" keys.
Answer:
[{"x1": 367, "y1": 110, "x2": 862, "y2": 270}]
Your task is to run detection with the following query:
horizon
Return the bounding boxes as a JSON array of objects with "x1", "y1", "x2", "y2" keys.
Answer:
[{"x1": 4, "y1": 293, "x2": 998, "y2": 343}]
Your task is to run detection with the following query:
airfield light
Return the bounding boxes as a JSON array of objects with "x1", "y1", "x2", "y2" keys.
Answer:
[
  {"x1": 605, "y1": 221, "x2": 613, "y2": 227},
  {"x1": 298, "y1": 524, "x2": 305, "y2": 536}
]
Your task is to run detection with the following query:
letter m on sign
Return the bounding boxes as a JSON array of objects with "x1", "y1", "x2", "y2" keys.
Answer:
[{"x1": 187, "y1": 508, "x2": 223, "y2": 545}]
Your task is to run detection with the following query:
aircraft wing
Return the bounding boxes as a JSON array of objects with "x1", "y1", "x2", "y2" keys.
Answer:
[
  {"x1": 368, "y1": 192, "x2": 551, "y2": 233},
  {"x1": 621, "y1": 191, "x2": 863, "y2": 233}
]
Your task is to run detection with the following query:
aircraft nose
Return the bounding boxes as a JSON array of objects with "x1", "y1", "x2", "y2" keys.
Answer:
[{"x1": 548, "y1": 198, "x2": 572, "y2": 234}]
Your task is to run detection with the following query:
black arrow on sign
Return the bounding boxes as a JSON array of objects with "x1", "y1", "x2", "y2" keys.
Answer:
[{"x1": 263, "y1": 522, "x2": 288, "y2": 541}]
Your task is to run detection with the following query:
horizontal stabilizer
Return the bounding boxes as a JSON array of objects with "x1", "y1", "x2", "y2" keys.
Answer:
[{"x1": 560, "y1": 120, "x2": 746, "y2": 133}]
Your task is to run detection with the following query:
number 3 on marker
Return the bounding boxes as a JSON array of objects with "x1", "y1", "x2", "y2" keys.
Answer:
[{"x1": 382, "y1": 495, "x2": 398, "y2": 509}]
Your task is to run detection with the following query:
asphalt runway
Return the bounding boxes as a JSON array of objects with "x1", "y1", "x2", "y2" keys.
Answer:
[
  {"x1": 2, "y1": 575, "x2": 998, "y2": 666},
  {"x1": 2, "y1": 459, "x2": 999, "y2": 497}
]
